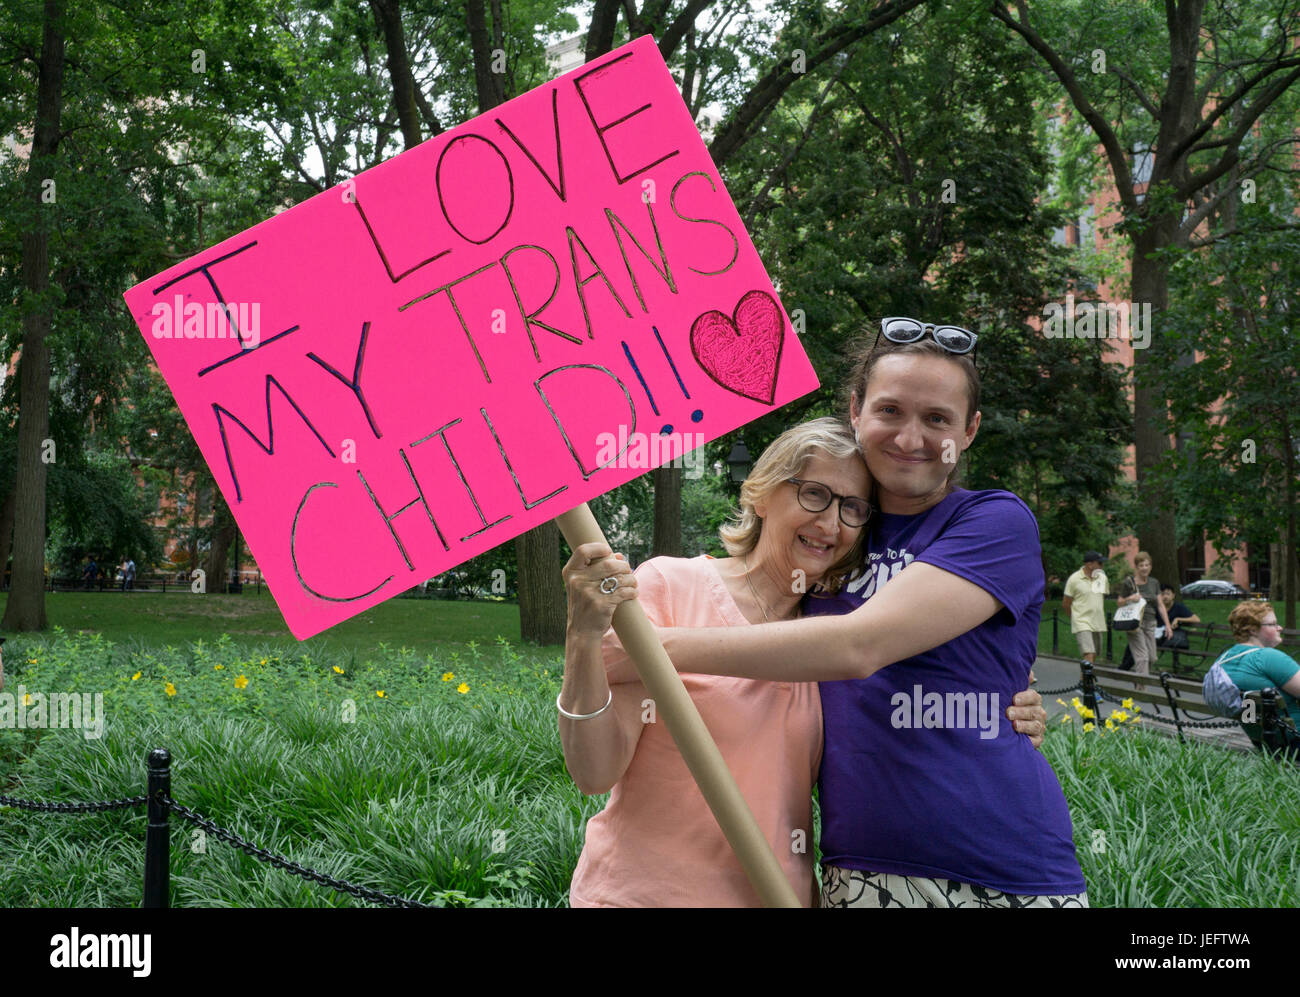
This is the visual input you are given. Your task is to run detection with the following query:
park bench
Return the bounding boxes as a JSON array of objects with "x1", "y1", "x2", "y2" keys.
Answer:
[
  {"x1": 1073, "y1": 661, "x2": 1296, "y2": 759},
  {"x1": 1157, "y1": 621, "x2": 1300, "y2": 676},
  {"x1": 1078, "y1": 662, "x2": 1244, "y2": 748},
  {"x1": 1048, "y1": 610, "x2": 1300, "y2": 678}
]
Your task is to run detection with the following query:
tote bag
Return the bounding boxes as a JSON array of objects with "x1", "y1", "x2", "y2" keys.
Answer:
[{"x1": 1113, "y1": 598, "x2": 1145, "y2": 631}]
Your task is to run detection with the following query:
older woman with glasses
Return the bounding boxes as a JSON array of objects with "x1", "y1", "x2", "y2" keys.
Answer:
[{"x1": 559, "y1": 418, "x2": 869, "y2": 907}]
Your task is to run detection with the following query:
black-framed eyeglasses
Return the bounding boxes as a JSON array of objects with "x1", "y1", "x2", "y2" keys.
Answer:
[
  {"x1": 875, "y1": 316, "x2": 978, "y2": 357},
  {"x1": 787, "y1": 478, "x2": 872, "y2": 528}
]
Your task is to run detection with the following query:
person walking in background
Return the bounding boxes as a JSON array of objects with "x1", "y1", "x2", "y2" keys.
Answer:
[
  {"x1": 1063, "y1": 551, "x2": 1108, "y2": 663},
  {"x1": 82, "y1": 556, "x2": 98, "y2": 591},
  {"x1": 124, "y1": 557, "x2": 136, "y2": 592},
  {"x1": 1117, "y1": 552, "x2": 1172, "y2": 675}
]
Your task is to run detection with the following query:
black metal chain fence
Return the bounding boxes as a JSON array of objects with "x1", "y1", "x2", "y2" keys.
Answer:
[
  {"x1": 0, "y1": 794, "x2": 148, "y2": 813},
  {"x1": 162, "y1": 795, "x2": 430, "y2": 909},
  {"x1": 0, "y1": 753, "x2": 428, "y2": 909}
]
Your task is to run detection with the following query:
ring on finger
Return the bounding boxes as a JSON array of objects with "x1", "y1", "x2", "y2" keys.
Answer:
[{"x1": 600, "y1": 576, "x2": 619, "y2": 594}]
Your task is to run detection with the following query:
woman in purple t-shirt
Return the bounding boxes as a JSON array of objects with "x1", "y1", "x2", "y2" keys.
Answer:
[{"x1": 654, "y1": 320, "x2": 1087, "y2": 907}]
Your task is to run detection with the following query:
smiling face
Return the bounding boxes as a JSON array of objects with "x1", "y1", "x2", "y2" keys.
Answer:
[
  {"x1": 752, "y1": 451, "x2": 870, "y2": 586},
  {"x1": 849, "y1": 353, "x2": 980, "y2": 515}
]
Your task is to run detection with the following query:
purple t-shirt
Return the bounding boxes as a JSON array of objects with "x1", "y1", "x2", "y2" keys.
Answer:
[{"x1": 805, "y1": 488, "x2": 1085, "y2": 895}]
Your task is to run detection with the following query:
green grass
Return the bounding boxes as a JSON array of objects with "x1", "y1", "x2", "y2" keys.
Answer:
[
  {"x1": 3, "y1": 604, "x2": 1298, "y2": 907},
  {"x1": 1043, "y1": 721, "x2": 1300, "y2": 906},
  {"x1": 0, "y1": 587, "x2": 537, "y2": 658},
  {"x1": 1, "y1": 629, "x2": 588, "y2": 907}
]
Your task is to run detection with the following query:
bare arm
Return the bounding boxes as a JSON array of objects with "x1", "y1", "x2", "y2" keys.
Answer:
[
  {"x1": 557, "y1": 544, "x2": 647, "y2": 795},
  {"x1": 1282, "y1": 672, "x2": 1300, "y2": 699},
  {"x1": 1157, "y1": 598, "x2": 1173, "y2": 632},
  {"x1": 655, "y1": 561, "x2": 1002, "y2": 683},
  {"x1": 1061, "y1": 595, "x2": 1074, "y2": 616}
]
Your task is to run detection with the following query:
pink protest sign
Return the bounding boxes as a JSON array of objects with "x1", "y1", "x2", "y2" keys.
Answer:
[{"x1": 124, "y1": 35, "x2": 820, "y2": 640}]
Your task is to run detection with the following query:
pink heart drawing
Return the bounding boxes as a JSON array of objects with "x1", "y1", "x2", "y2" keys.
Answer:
[{"x1": 689, "y1": 290, "x2": 786, "y2": 405}]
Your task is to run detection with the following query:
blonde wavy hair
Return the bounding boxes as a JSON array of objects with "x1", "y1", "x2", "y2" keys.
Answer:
[{"x1": 717, "y1": 417, "x2": 869, "y2": 594}]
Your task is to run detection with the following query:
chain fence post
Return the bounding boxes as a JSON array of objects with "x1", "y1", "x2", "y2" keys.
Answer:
[
  {"x1": 143, "y1": 748, "x2": 171, "y2": 909},
  {"x1": 1051, "y1": 610, "x2": 1059, "y2": 654},
  {"x1": 1080, "y1": 660, "x2": 1101, "y2": 723},
  {"x1": 1260, "y1": 688, "x2": 1282, "y2": 753}
]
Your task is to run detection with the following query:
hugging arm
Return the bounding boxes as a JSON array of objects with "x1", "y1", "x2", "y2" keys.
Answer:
[
  {"x1": 605, "y1": 560, "x2": 1047, "y2": 743},
  {"x1": 646, "y1": 561, "x2": 1002, "y2": 683}
]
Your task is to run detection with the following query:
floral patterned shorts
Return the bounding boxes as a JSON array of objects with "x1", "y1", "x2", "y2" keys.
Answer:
[{"x1": 821, "y1": 865, "x2": 1089, "y2": 908}]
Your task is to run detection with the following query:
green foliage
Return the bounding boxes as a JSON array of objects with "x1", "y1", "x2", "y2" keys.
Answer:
[
  {"x1": 1154, "y1": 211, "x2": 1300, "y2": 611},
  {"x1": 724, "y1": 0, "x2": 1131, "y2": 563},
  {"x1": 45, "y1": 451, "x2": 164, "y2": 575},
  {"x1": 2, "y1": 626, "x2": 1297, "y2": 907}
]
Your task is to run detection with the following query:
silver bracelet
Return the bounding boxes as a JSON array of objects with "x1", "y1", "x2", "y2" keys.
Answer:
[{"x1": 556, "y1": 688, "x2": 613, "y2": 720}]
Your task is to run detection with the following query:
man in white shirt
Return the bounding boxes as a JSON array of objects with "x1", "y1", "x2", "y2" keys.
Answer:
[{"x1": 1063, "y1": 552, "x2": 1109, "y2": 663}]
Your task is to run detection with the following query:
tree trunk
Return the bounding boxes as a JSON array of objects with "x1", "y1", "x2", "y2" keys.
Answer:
[
  {"x1": 188, "y1": 476, "x2": 200, "y2": 568},
  {"x1": 1283, "y1": 426, "x2": 1298, "y2": 630},
  {"x1": 369, "y1": 0, "x2": 424, "y2": 150},
  {"x1": 1128, "y1": 220, "x2": 1180, "y2": 588},
  {"x1": 203, "y1": 493, "x2": 237, "y2": 595},
  {"x1": 0, "y1": 487, "x2": 15, "y2": 591},
  {"x1": 466, "y1": 0, "x2": 505, "y2": 112},
  {"x1": 652, "y1": 465, "x2": 683, "y2": 557},
  {"x1": 2, "y1": 0, "x2": 65, "y2": 633},
  {"x1": 514, "y1": 522, "x2": 566, "y2": 644},
  {"x1": 585, "y1": 0, "x2": 621, "y2": 63}
]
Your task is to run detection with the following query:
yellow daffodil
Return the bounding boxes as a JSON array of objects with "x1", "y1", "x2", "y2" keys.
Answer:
[
  {"x1": 1056, "y1": 698, "x2": 1068, "y2": 707},
  {"x1": 1112, "y1": 710, "x2": 1128, "y2": 722},
  {"x1": 1122, "y1": 697, "x2": 1135, "y2": 709},
  {"x1": 333, "y1": 665, "x2": 344, "y2": 674},
  {"x1": 214, "y1": 664, "x2": 224, "y2": 671},
  {"x1": 165, "y1": 682, "x2": 177, "y2": 697},
  {"x1": 1105, "y1": 718, "x2": 1116, "y2": 730},
  {"x1": 1071, "y1": 697, "x2": 1082, "y2": 709},
  {"x1": 456, "y1": 682, "x2": 470, "y2": 694},
  {"x1": 234, "y1": 675, "x2": 248, "y2": 690},
  {"x1": 1082, "y1": 721, "x2": 1094, "y2": 732},
  {"x1": 376, "y1": 690, "x2": 386, "y2": 698},
  {"x1": 260, "y1": 658, "x2": 268, "y2": 666},
  {"x1": 1059, "y1": 713, "x2": 1072, "y2": 723},
  {"x1": 132, "y1": 671, "x2": 141, "y2": 681},
  {"x1": 442, "y1": 672, "x2": 455, "y2": 682},
  {"x1": 23, "y1": 693, "x2": 32, "y2": 706}
]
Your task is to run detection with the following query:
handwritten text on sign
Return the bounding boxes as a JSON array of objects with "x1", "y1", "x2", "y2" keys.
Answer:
[{"x1": 124, "y1": 36, "x2": 820, "y2": 639}]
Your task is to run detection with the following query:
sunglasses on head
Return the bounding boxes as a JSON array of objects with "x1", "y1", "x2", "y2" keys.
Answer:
[{"x1": 875, "y1": 316, "x2": 978, "y2": 357}]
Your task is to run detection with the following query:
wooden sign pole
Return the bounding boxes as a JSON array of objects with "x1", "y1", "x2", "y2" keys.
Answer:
[{"x1": 555, "y1": 503, "x2": 801, "y2": 909}]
